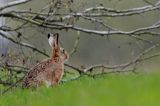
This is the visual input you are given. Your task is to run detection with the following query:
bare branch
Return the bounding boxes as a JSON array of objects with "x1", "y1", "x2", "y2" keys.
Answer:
[
  {"x1": 83, "y1": 44, "x2": 159, "y2": 73},
  {"x1": 0, "y1": 31, "x2": 49, "y2": 57},
  {"x1": 0, "y1": 0, "x2": 33, "y2": 11}
]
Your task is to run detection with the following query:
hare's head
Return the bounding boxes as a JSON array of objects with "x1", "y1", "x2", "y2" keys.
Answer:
[
  {"x1": 59, "y1": 47, "x2": 69, "y2": 62},
  {"x1": 48, "y1": 32, "x2": 69, "y2": 62},
  {"x1": 48, "y1": 32, "x2": 59, "y2": 48}
]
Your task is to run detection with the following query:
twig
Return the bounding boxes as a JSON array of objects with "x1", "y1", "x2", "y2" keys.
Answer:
[
  {"x1": 69, "y1": 34, "x2": 80, "y2": 57},
  {"x1": 0, "y1": 31, "x2": 49, "y2": 57},
  {"x1": 0, "y1": 0, "x2": 33, "y2": 11},
  {"x1": 1, "y1": 77, "x2": 24, "y2": 95},
  {"x1": 83, "y1": 44, "x2": 159, "y2": 73}
]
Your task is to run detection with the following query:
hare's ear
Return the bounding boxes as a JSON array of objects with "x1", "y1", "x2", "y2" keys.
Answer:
[
  {"x1": 54, "y1": 33, "x2": 59, "y2": 46},
  {"x1": 47, "y1": 33, "x2": 51, "y2": 39}
]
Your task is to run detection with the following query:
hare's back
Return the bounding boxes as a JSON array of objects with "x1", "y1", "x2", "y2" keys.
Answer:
[{"x1": 22, "y1": 58, "x2": 53, "y2": 87}]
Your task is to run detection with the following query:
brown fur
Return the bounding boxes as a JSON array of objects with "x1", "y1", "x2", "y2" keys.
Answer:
[{"x1": 22, "y1": 33, "x2": 68, "y2": 88}]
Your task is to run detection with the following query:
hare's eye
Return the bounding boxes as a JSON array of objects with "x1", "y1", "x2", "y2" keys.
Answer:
[{"x1": 61, "y1": 48, "x2": 64, "y2": 52}]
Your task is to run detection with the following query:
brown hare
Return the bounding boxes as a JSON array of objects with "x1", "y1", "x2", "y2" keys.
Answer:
[{"x1": 22, "y1": 32, "x2": 69, "y2": 88}]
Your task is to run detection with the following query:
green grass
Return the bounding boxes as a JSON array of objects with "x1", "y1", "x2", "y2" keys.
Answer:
[{"x1": 0, "y1": 73, "x2": 160, "y2": 106}]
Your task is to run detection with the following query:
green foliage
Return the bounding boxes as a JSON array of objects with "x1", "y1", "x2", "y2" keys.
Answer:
[{"x1": 0, "y1": 74, "x2": 160, "y2": 106}]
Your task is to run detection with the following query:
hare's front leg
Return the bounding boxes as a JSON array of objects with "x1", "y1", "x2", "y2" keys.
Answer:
[{"x1": 51, "y1": 69, "x2": 63, "y2": 86}]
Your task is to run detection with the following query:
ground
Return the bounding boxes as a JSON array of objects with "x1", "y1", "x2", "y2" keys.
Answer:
[{"x1": 0, "y1": 73, "x2": 160, "y2": 106}]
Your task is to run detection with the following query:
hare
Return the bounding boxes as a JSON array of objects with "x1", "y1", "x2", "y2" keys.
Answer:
[{"x1": 22, "y1": 32, "x2": 69, "y2": 88}]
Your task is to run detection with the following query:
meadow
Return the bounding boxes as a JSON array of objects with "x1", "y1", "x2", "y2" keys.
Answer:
[{"x1": 0, "y1": 73, "x2": 160, "y2": 106}]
